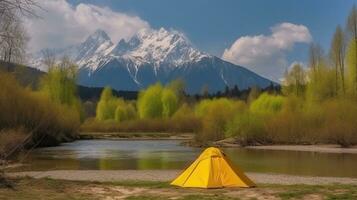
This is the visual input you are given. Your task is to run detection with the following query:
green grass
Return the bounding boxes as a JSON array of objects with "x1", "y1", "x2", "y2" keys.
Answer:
[
  {"x1": 125, "y1": 194, "x2": 240, "y2": 200},
  {"x1": 109, "y1": 180, "x2": 171, "y2": 188}
]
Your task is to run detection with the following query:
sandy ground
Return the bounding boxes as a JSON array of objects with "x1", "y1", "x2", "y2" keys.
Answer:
[
  {"x1": 246, "y1": 145, "x2": 357, "y2": 154},
  {"x1": 8, "y1": 170, "x2": 357, "y2": 185}
]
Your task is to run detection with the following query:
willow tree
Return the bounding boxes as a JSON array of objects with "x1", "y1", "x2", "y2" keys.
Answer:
[
  {"x1": 96, "y1": 87, "x2": 120, "y2": 121},
  {"x1": 40, "y1": 58, "x2": 78, "y2": 107},
  {"x1": 114, "y1": 106, "x2": 127, "y2": 122},
  {"x1": 137, "y1": 82, "x2": 180, "y2": 119},
  {"x1": 283, "y1": 63, "x2": 306, "y2": 97},
  {"x1": 306, "y1": 43, "x2": 335, "y2": 100},
  {"x1": 137, "y1": 83, "x2": 163, "y2": 119},
  {"x1": 162, "y1": 88, "x2": 179, "y2": 118},
  {"x1": 115, "y1": 103, "x2": 136, "y2": 122},
  {"x1": 330, "y1": 25, "x2": 346, "y2": 95}
]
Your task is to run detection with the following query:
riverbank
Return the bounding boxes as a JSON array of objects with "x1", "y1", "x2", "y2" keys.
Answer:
[
  {"x1": 79, "y1": 132, "x2": 194, "y2": 140},
  {"x1": 78, "y1": 133, "x2": 357, "y2": 154},
  {"x1": 9, "y1": 170, "x2": 357, "y2": 185},
  {"x1": 2, "y1": 176, "x2": 357, "y2": 200}
]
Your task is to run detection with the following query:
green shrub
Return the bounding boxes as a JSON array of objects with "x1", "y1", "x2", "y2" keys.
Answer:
[
  {"x1": 322, "y1": 99, "x2": 357, "y2": 147},
  {"x1": 250, "y1": 93, "x2": 285, "y2": 115},
  {"x1": 225, "y1": 112, "x2": 266, "y2": 145},
  {"x1": 195, "y1": 98, "x2": 245, "y2": 142},
  {"x1": 171, "y1": 103, "x2": 201, "y2": 133},
  {"x1": 0, "y1": 73, "x2": 80, "y2": 146}
]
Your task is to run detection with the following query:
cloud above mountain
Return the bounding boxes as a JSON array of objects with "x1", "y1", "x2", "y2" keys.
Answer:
[
  {"x1": 26, "y1": 0, "x2": 149, "y2": 52},
  {"x1": 222, "y1": 23, "x2": 312, "y2": 81}
]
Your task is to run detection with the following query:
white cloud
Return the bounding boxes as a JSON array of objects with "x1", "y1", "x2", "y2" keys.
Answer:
[
  {"x1": 222, "y1": 23, "x2": 312, "y2": 81},
  {"x1": 279, "y1": 61, "x2": 307, "y2": 83},
  {"x1": 25, "y1": 0, "x2": 150, "y2": 52},
  {"x1": 288, "y1": 61, "x2": 307, "y2": 70}
]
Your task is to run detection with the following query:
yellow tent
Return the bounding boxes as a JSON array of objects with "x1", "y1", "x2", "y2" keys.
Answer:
[{"x1": 171, "y1": 147, "x2": 256, "y2": 188}]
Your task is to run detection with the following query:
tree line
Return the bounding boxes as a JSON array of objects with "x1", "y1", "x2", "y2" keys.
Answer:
[{"x1": 86, "y1": 6, "x2": 357, "y2": 147}]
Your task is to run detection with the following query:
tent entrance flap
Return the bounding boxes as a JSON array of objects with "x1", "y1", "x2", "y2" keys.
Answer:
[{"x1": 170, "y1": 147, "x2": 256, "y2": 188}]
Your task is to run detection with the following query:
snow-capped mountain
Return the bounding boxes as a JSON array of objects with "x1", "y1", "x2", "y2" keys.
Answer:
[{"x1": 32, "y1": 28, "x2": 275, "y2": 93}]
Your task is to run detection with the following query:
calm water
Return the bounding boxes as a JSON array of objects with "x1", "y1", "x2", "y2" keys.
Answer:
[{"x1": 18, "y1": 139, "x2": 357, "y2": 178}]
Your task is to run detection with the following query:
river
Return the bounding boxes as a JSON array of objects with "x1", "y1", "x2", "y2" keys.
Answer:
[{"x1": 18, "y1": 139, "x2": 357, "y2": 178}]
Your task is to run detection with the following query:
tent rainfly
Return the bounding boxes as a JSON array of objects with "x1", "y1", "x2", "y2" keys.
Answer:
[{"x1": 171, "y1": 147, "x2": 255, "y2": 188}]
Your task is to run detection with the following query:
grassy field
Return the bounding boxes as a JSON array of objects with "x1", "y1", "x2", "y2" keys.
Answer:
[{"x1": 1, "y1": 177, "x2": 357, "y2": 200}]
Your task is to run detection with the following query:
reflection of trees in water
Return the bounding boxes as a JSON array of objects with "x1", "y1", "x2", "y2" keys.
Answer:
[
  {"x1": 224, "y1": 148, "x2": 357, "y2": 177},
  {"x1": 137, "y1": 151, "x2": 171, "y2": 169},
  {"x1": 20, "y1": 142, "x2": 357, "y2": 178},
  {"x1": 21, "y1": 149, "x2": 81, "y2": 170}
]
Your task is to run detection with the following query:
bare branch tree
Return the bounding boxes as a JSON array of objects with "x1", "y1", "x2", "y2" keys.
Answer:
[
  {"x1": 0, "y1": 13, "x2": 28, "y2": 63},
  {"x1": 0, "y1": 0, "x2": 40, "y2": 39},
  {"x1": 0, "y1": 0, "x2": 40, "y2": 18},
  {"x1": 41, "y1": 48, "x2": 57, "y2": 70},
  {"x1": 0, "y1": 0, "x2": 38, "y2": 64}
]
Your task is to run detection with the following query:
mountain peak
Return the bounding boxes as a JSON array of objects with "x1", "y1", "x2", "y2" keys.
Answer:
[
  {"x1": 117, "y1": 28, "x2": 208, "y2": 66},
  {"x1": 86, "y1": 29, "x2": 111, "y2": 43},
  {"x1": 135, "y1": 28, "x2": 186, "y2": 44}
]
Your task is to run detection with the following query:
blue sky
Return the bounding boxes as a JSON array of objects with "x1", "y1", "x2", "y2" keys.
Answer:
[
  {"x1": 67, "y1": 0, "x2": 355, "y2": 55},
  {"x1": 29, "y1": 0, "x2": 357, "y2": 80}
]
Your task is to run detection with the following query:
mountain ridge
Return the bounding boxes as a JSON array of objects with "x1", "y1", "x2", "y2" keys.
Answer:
[{"x1": 32, "y1": 28, "x2": 276, "y2": 93}]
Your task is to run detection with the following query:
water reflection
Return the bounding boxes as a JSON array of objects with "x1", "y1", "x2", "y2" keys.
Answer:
[{"x1": 18, "y1": 140, "x2": 357, "y2": 178}]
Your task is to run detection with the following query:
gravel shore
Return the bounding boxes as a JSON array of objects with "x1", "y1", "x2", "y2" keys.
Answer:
[
  {"x1": 246, "y1": 145, "x2": 357, "y2": 154},
  {"x1": 9, "y1": 170, "x2": 357, "y2": 185}
]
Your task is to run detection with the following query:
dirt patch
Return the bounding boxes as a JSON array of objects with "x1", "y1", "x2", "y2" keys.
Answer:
[
  {"x1": 225, "y1": 188, "x2": 279, "y2": 200},
  {"x1": 79, "y1": 186, "x2": 149, "y2": 200},
  {"x1": 302, "y1": 194, "x2": 324, "y2": 200},
  {"x1": 9, "y1": 170, "x2": 357, "y2": 185}
]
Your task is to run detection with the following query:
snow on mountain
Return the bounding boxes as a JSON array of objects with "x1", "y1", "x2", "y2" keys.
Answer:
[
  {"x1": 75, "y1": 29, "x2": 114, "y2": 70},
  {"x1": 31, "y1": 28, "x2": 275, "y2": 93},
  {"x1": 33, "y1": 28, "x2": 208, "y2": 70},
  {"x1": 30, "y1": 29, "x2": 114, "y2": 71},
  {"x1": 120, "y1": 28, "x2": 208, "y2": 66}
]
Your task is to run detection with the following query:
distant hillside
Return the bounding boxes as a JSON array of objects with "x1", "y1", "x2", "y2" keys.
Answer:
[
  {"x1": 0, "y1": 61, "x2": 137, "y2": 101},
  {"x1": 0, "y1": 60, "x2": 45, "y2": 89}
]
